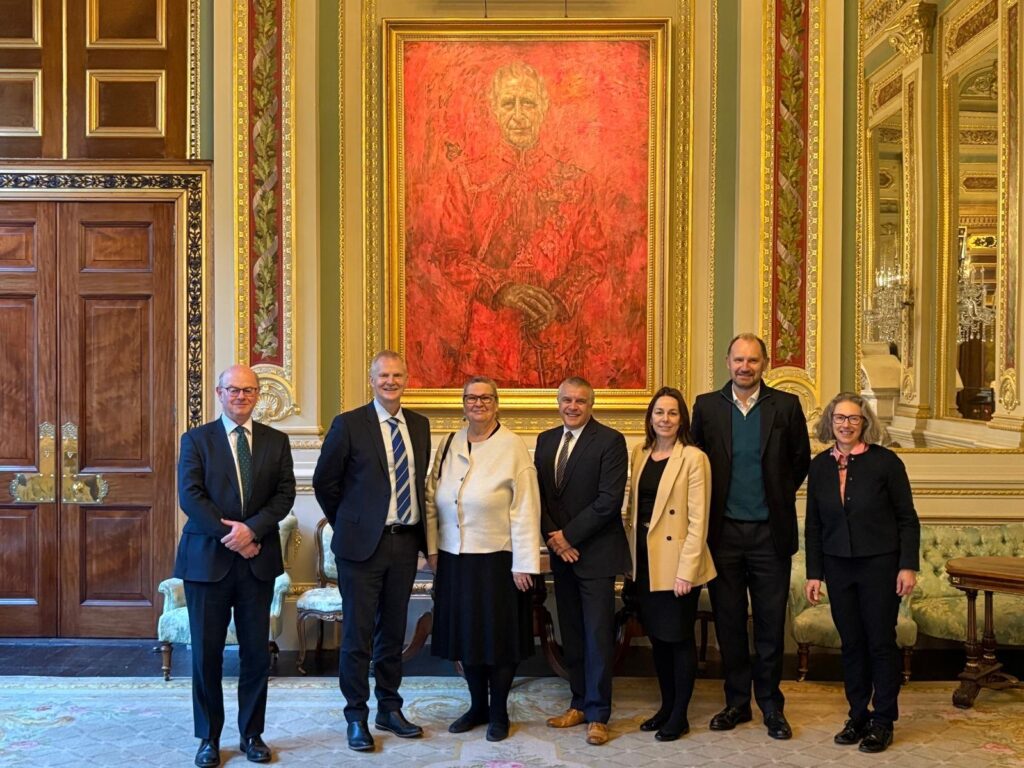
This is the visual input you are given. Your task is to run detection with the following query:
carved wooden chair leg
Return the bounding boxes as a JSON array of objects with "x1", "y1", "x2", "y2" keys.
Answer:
[
  {"x1": 296, "y1": 612, "x2": 310, "y2": 675},
  {"x1": 797, "y1": 643, "x2": 810, "y2": 681},
  {"x1": 159, "y1": 641, "x2": 173, "y2": 681},
  {"x1": 402, "y1": 610, "x2": 433, "y2": 662},
  {"x1": 269, "y1": 641, "x2": 280, "y2": 675},
  {"x1": 901, "y1": 647, "x2": 914, "y2": 685}
]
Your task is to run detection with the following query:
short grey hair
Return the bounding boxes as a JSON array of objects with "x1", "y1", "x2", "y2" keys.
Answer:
[
  {"x1": 815, "y1": 392, "x2": 884, "y2": 445},
  {"x1": 557, "y1": 376, "x2": 595, "y2": 404},
  {"x1": 369, "y1": 350, "x2": 405, "y2": 378},
  {"x1": 462, "y1": 375, "x2": 499, "y2": 401}
]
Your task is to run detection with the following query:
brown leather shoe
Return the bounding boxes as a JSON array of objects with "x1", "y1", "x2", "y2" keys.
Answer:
[
  {"x1": 546, "y1": 708, "x2": 586, "y2": 728},
  {"x1": 586, "y1": 722, "x2": 610, "y2": 745}
]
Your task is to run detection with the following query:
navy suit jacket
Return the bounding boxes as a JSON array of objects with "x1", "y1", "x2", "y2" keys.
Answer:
[
  {"x1": 535, "y1": 418, "x2": 630, "y2": 579},
  {"x1": 690, "y1": 381, "x2": 811, "y2": 558},
  {"x1": 312, "y1": 402, "x2": 431, "y2": 562},
  {"x1": 173, "y1": 418, "x2": 296, "y2": 583}
]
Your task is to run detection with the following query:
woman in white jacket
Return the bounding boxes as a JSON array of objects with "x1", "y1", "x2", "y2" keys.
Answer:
[
  {"x1": 626, "y1": 387, "x2": 716, "y2": 741},
  {"x1": 425, "y1": 376, "x2": 541, "y2": 742}
]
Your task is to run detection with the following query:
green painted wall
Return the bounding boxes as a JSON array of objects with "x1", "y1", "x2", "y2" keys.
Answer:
[{"x1": 200, "y1": 0, "x2": 213, "y2": 159}]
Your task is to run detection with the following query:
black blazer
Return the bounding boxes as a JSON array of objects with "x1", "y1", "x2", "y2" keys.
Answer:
[
  {"x1": 690, "y1": 382, "x2": 811, "y2": 558},
  {"x1": 174, "y1": 419, "x2": 296, "y2": 583},
  {"x1": 804, "y1": 444, "x2": 920, "y2": 580},
  {"x1": 313, "y1": 401, "x2": 431, "y2": 562},
  {"x1": 535, "y1": 418, "x2": 630, "y2": 579}
]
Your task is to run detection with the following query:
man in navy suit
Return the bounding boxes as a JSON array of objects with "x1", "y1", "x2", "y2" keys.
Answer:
[
  {"x1": 175, "y1": 364, "x2": 296, "y2": 767},
  {"x1": 690, "y1": 333, "x2": 810, "y2": 740},
  {"x1": 535, "y1": 377, "x2": 629, "y2": 746},
  {"x1": 313, "y1": 351, "x2": 431, "y2": 752}
]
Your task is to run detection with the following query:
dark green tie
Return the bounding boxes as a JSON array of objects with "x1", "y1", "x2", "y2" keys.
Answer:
[{"x1": 234, "y1": 425, "x2": 253, "y2": 509}]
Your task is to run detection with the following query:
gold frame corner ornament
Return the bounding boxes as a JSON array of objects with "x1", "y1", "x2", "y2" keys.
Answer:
[{"x1": 886, "y1": 2, "x2": 938, "y2": 60}]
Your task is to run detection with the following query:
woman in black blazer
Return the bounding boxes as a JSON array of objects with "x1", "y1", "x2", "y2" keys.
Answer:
[{"x1": 804, "y1": 393, "x2": 919, "y2": 754}]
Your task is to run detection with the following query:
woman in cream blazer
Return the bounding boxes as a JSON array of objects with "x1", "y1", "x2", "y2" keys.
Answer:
[{"x1": 626, "y1": 387, "x2": 716, "y2": 741}]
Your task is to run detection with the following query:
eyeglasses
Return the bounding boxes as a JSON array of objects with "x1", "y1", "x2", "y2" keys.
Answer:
[
  {"x1": 463, "y1": 394, "x2": 496, "y2": 405},
  {"x1": 223, "y1": 386, "x2": 259, "y2": 398},
  {"x1": 832, "y1": 414, "x2": 864, "y2": 425}
]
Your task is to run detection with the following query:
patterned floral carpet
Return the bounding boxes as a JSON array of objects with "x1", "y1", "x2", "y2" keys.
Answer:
[{"x1": 0, "y1": 675, "x2": 1021, "y2": 767}]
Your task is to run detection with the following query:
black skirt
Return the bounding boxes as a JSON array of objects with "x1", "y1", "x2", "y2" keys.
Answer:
[
  {"x1": 431, "y1": 549, "x2": 535, "y2": 665},
  {"x1": 635, "y1": 532, "x2": 702, "y2": 643}
]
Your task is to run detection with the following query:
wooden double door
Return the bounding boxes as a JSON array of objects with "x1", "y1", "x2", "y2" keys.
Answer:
[{"x1": 0, "y1": 200, "x2": 176, "y2": 638}]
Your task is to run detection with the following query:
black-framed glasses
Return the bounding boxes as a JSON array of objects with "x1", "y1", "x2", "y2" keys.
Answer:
[
  {"x1": 223, "y1": 386, "x2": 259, "y2": 398},
  {"x1": 463, "y1": 394, "x2": 496, "y2": 405},
  {"x1": 832, "y1": 414, "x2": 864, "y2": 425}
]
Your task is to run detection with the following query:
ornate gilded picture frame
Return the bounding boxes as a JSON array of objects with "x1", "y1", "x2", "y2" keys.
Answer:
[{"x1": 383, "y1": 18, "x2": 670, "y2": 419}]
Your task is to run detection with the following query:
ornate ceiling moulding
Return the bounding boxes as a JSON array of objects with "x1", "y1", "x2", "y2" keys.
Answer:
[
  {"x1": 862, "y1": 0, "x2": 912, "y2": 42},
  {"x1": 887, "y1": 2, "x2": 938, "y2": 60},
  {"x1": 945, "y1": 0, "x2": 998, "y2": 59},
  {"x1": 234, "y1": 0, "x2": 298, "y2": 423}
]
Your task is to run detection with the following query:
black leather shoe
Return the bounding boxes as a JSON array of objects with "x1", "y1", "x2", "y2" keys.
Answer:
[
  {"x1": 375, "y1": 709, "x2": 424, "y2": 738},
  {"x1": 655, "y1": 721, "x2": 689, "y2": 741},
  {"x1": 709, "y1": 706, "x2": 753, "y2": 731},
  {"x1": 448, "y1": 710, "x2": 489, "y2": 734},
  {"x1": 765, "y1": 711, "x2": 792, "y2": 740},
  {"x1": 239, "y1": 735, "x2": 271, "y2": 763},
  {"x1": 194, "y1": 739, "x2": 220, "y2": 768},
  {"x1": 859, "y1": 721, "x2": 893, "y2": 753},
  {"x1": 834, "y1": 719, "x2": 867, "y2": 745},
  {"x1": 347, "y1": 721, "x2": 375, "y2": 752},
  {"x1": 486, "y1": 720, "x2": 510, "y2": 742},
  {"x1": 640, "y1": 710, "x2": 669, "y2": 732}
]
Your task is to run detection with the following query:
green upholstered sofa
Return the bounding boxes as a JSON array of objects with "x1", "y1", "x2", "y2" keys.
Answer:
[
  {"x1": 156, "y1": 513, "x2": 298, "y2": 680},
  {"x1": 788, "y1": 545, "x2": 918, "y2": 682},
  {"x1": 910, "y1": 523, "x2": 1024, "y2": 646}
]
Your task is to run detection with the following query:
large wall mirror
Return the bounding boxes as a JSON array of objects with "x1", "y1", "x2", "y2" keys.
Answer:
[{"x1": 857, "y1": 0, "x2": 1023, "y2": 450}]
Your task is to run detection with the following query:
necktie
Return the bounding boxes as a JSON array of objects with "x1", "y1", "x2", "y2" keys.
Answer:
[
  {"x1": 388, "y1": 417, "x2": 413, "y2": 524},
  {"x1": 555, "y1": 431, "x2": 573, "y2": 489},
  {"x1": 234, "y1": 425, "x2": 252, "y2": 509}
]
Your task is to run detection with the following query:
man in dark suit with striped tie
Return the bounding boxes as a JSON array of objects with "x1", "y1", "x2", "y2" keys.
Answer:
[
  {"x1": 175, "y1": 364, "x2": 296, "y2": 767},
  {"x1": 313, "y1": 351, "x2": 432, "y2": 752}
]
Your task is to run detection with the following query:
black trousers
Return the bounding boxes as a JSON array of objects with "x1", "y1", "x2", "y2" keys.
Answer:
[
  {"x1": 184, "y1": 556, "x2": 274, "y2": 741},
  {"x1": 550, "y1": 558, "x2": 616, "y2": 723},
  {"x1": 825, "y1": 552, "x2": 902, "y2": 725},
  {"x1": 337, "y1": 529, "x2": 419, "y2": 723},
  {"x1": 708, "y1": 518, "x2": 790, "y2": 714}
]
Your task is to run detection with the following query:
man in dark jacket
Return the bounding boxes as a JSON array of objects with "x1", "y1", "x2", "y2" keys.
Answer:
[
  {"x1": 690, "y1": 334, "x2": 810, "y2": 740},
  {"x1": 175, "y1": 365, "x2": 296, "y2": 767}
]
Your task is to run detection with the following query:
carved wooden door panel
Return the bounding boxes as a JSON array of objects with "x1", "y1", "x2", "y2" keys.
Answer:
[
  {"x1": 56, "y1": 202, "x2": 176, "y2": 637},
  {"x1": 0, "y1": 200, "x2": 176, "y2": 638},
  {"x1": 0, "y1": 202, "x2": 59, "y2": 636}
]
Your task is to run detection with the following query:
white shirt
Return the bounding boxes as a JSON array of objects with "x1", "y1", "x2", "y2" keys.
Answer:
[
  {"x1": 731, "y1": 384, "x2": 762, "y2": 418},
  {"x1": 373, "y1": 399, "x2": 420, "y2": 525},
  {"x1": 221, "y1": 413, "x2": 254, "y2": 511},
  {"x1": 553, "y1": 422, "x2": 587, "y2": 474}
]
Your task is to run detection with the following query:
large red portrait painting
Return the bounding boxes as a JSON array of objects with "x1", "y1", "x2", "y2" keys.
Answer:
[{"x1": 386, "y1": 21, "x2": 665, "y2": 394}]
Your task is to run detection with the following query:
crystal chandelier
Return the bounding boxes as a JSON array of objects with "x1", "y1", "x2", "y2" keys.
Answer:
[
  {"x1": 865, "y1": 265, "x2": 908, "y2": 346},
  {"x1": 956, "y1": 259, "x2": 995, "y2": 344}
]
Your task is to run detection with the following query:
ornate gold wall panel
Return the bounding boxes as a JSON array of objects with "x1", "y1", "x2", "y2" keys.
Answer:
[
  {"x1": 760, "y1": 0, "x2": 823, "y2": 419},
  {"x1": 997, "y1": 1, "x2": 1019, "y2": 413},
  {"x1": 233, "y1": 0, "x2": 298, "y2": 422}
]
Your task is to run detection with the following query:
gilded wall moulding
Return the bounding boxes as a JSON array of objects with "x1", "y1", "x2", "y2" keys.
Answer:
[
  {"x1": 887, "y1": 2, "x2": 937, "y2": 59},
  {"x1": 945, "y1": 0, "x2": 998, "y2": 59},
  {"x1": 999, "y1": 371, "x2": 1020, "y2": 411},
  {"x1": 234, "y1": 0, "x2": 298, "y2": 422},
  {"x1": 997, "y1": 2, "x2": 1018, "y2": 409},
  {"x1": 871, "y1": 70, "x2": 903, "y2": 114},
  {"x1": 862, "y1": 0, "x2": 912, "y2": 42},
  {"x1": 760, "y1": 0, "x2": 821, "y2": 407},
  {"x1": 188, "y1": 0, "x2": 201, "y2": 158}
]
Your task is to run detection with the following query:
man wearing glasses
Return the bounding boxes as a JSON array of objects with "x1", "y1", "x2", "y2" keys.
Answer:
[
  {"x1": 690, "y1": 334, "x2": 810, "y2": 741},
  {"x1": 313, "y1": 351, "x2": 431, "y2": 752},
  {"x1": 175, "y1": 365, "x2": 296, "y2": 767}
]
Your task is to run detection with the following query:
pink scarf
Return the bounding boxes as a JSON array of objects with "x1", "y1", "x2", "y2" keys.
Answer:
[{"x1": 831, "y1": 442, "x2": 869, "y2": 504}]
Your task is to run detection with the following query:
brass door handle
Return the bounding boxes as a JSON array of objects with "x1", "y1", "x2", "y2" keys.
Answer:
[
  {"x1": 9, "y1": 422, "x2": 57, "y2": 503},
  {"x1": 61, "y1": 422, "x2": 109, "y2": 504}
]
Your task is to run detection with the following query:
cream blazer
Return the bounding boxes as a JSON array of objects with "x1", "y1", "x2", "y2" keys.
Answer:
[{"x1": 626, "y1": 442, "x2": 716, "y2": 591}]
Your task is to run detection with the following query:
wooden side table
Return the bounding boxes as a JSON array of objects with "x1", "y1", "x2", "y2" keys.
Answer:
[{"x1": 945, "y1": 556, "x2": 1024, "y2": 708}]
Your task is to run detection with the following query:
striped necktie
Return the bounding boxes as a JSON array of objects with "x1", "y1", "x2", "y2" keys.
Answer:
[
  {"x1": 233, "y1": 425, "x2": 252, "y2": 508},
  {"x1": 387, "y1": 417, "x2": 413, "y2": 524},
  {"x1": 555, "y1": 430, "x2": 573, "y2": 489}
]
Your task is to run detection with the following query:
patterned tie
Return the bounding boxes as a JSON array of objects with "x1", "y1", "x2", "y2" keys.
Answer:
[
  {"x1": 555, "y1": 430, "x2": 573, "y2": 489},
  {"x1": 234, "y1": 425, "x2": 253, "y2": 509},
  {"x1": 388, "y1": 417, "x2": 413, "y2": 524}
]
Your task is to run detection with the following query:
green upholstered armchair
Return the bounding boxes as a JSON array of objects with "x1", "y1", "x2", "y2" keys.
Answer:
[
  {"x1": 910, "y1": 524, "x2": 1024, "y2": 646},
  {"x1": 156, "y1": 512, "x2": 298, "y2": 680},
  {"x1": 789, "y1": 543, "x2": 918, "y2": 683}
]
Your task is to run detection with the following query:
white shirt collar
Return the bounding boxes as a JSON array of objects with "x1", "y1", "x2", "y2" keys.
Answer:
[
  {"x1": 221, "y1": 413, "x2": 254, "y2": 435},
  {"x1": 731, "y1": 384, "x2": 762, "y2": 408},
  {"x1": 563, "y1": 420, "x2": 589, "y2": 440},
  {"x1": 373, "y1": 398, "x2": 404, "y2": 424}
]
